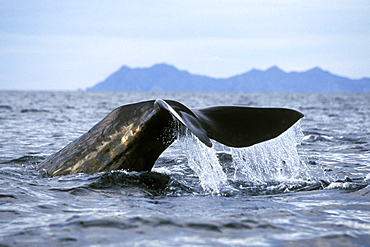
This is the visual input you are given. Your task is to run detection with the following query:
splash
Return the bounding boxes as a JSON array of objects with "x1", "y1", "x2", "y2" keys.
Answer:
[
  {"x1": 230, "y1": 122, "x2": 315, "y2": 183},
  {"x1": 177, "y1": 121, "x2": 318, "y2": 193},
  {"x1": 178, "y1": 129, "x2": 227, "y2": 194}
]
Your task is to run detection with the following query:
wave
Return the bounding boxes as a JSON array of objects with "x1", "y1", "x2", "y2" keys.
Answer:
[{"x1": 20, "y1": 109, "x2": 50, "y2": 113}]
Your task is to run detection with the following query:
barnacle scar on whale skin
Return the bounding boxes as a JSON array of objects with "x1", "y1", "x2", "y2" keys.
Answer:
[{"x1": 38, "y1": 99, "x2": 304, "y2": 177}]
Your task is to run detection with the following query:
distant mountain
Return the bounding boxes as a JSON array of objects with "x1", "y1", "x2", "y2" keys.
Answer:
[{"x1": 87, "y1": 63, "x2": 370, "y2": 92}]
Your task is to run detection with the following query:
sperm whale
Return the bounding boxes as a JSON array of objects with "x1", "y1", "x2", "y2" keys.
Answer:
[{"x1": 38, "y1": 99, "x2": 303, "y2": 176}]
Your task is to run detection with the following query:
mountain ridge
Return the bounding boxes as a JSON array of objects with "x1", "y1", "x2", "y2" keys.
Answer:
[{"x1": 87, "y1": 63, "x2": 370, "y2": 92}]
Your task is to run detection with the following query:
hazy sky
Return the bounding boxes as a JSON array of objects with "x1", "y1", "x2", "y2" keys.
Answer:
[{"x1": 1, "y1": 0, "x2": 369, "y2": 90}]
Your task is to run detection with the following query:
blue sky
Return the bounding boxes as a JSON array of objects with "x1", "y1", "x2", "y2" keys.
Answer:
[{"x1": 0, "y1": 0, "x2": 369, "y2": 90}]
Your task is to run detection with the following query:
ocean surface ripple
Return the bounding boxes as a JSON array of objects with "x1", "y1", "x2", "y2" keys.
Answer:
[{"x1": 1, "y1": 91, "x2": 369, "y2": 246}]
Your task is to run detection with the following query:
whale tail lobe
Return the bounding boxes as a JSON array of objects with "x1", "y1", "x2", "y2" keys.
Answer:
[{"x1": 157, "y1": 99, "x2": 303, "y2": 148}]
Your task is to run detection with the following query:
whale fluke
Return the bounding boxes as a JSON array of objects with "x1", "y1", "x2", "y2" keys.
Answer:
[{"x1": 38, "y1": 99, "x2": 303, "y2": 176}]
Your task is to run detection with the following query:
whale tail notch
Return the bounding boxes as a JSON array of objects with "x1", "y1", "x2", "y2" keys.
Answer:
[{"x1": 154, "y1": 99, "x2": 212, "y2": 147}]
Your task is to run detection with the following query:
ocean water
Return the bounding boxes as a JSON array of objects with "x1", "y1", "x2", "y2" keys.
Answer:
[{"x1": 0, "y1": 91, "x2": 369, "y2": 246}]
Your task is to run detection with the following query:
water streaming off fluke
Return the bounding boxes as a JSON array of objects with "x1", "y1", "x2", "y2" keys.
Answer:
[
  {"x1": 178, "y1": 121, "x2": 323, "y2": 193},
  {"x1": 178, "y1": 129, "x2": 228, "y2": 194},
  {"x1": 230, "y1": 121, "x2": 315, "y2": 183}
]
